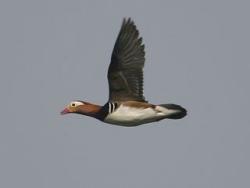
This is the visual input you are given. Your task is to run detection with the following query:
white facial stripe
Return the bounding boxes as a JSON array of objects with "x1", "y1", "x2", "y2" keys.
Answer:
[
  {"x1": 71, "y1": 101, "x2": 84, "y2": 107},
  {"x1": 108, "y1": 103, "x2": 111, "y2": 113}
]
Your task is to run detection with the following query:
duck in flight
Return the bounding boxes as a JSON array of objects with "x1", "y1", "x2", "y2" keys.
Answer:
[{"x1": 61, "y1": 18, "x2": 187, "y2": 126}]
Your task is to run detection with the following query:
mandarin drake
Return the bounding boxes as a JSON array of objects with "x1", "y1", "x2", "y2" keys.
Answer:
[{"x1": 61, "y1": 18, "x2": 187, "y2": 126}]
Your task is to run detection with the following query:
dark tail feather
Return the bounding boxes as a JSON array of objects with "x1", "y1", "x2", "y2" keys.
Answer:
[{"x1": 159, "y1": 104, "x2": 187, "y2": 119}]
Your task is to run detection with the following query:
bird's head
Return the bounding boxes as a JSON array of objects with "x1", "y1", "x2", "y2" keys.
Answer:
[
  {"x1": 61, "y1": 101, "x2": 85, "y2": 115},
  {"x1": 60, "y1": 101, "x2": 101, "y2": 118}
]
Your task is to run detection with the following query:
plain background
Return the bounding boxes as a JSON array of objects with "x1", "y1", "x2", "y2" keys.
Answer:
[{"x1": 1, "y1": 0, "x2": 250, "y2": 187}]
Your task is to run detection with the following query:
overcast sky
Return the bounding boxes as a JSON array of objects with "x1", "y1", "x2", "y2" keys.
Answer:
[{"x1": 1, "y1": 0, "x2": 250, "y2": 187}]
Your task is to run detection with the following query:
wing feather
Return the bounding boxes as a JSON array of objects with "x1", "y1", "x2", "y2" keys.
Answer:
[{"x1": 108, "y1": 18, "x2": 146, "y2": 102}]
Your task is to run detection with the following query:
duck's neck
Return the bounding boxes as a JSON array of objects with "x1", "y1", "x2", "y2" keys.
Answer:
[{"x1": 77, "y1": 103, "x2": 104, "y2": 120}]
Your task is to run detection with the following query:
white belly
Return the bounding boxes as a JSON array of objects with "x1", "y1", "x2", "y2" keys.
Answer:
[{"x1": 104, "y1": 105, "x2": 173, "y2": 126}]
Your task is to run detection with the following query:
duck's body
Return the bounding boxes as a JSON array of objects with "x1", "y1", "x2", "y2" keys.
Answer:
[
  {"x1": 103, "y1": 101, "x2": 186, "y2": 126},
  {"x1": 61, "y1": 18, "x2": 187, "y2": 127}
]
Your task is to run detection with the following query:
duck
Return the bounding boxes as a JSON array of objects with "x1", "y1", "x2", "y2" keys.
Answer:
[{"x1": 61, "y1": 18, "x2": 187, "y2": 127}]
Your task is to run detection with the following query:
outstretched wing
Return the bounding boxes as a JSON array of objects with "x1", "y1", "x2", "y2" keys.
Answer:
[{"x1": 108, "y1": 18, "x2": 146, "y2": 102}]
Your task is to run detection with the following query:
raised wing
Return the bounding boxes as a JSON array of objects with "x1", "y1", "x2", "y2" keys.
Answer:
[{"x1": 108, "y1": 18, "x2": 146, "y2": 102}]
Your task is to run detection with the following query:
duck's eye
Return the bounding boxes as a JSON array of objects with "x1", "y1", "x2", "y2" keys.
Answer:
[{"x1": 71, "y1": 103, "x2": 76, "y2": 107}]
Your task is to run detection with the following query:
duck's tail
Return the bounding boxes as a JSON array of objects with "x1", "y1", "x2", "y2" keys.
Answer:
[{"x1": 158, "y1": 104, "x2": 187, "y2": 119}]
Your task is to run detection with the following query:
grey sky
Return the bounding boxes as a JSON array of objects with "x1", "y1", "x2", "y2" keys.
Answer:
[{"x1": 1, "y1": 0, "x2": 250, "y2": 187}]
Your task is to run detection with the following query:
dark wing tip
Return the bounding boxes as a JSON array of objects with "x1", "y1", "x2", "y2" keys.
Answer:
[
  {"x1": 122, "y1": 17, "x2": 134, "y2": 25},
  {"x1": 121, "y1": 17, "x2": 137, "y2": 34},
  {"x1": 111, "y1": 18, "x2": 145, "y2": 65}
]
